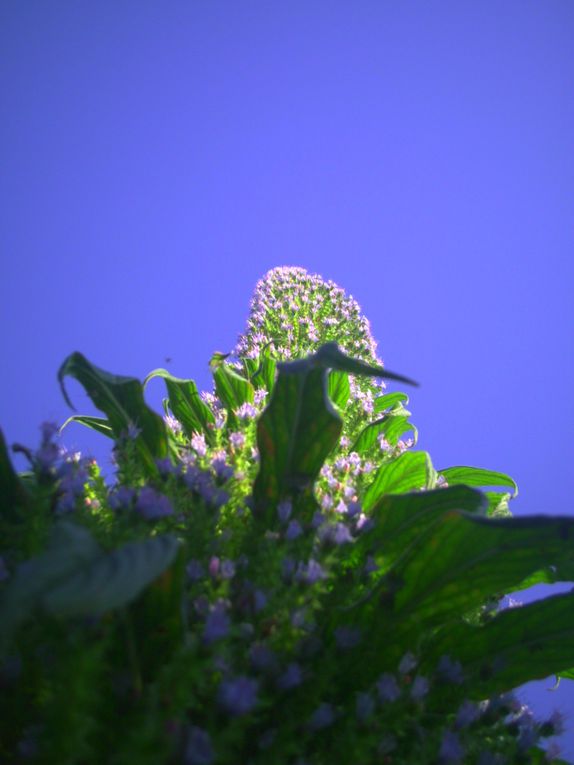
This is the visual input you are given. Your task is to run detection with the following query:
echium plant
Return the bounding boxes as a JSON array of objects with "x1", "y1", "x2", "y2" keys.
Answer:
[{"x1": 0, "y1": 266, "x2": 573, "y2": 765}]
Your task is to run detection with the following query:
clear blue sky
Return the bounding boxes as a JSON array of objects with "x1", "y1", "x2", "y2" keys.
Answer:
[{"x1": 1, "y1": 1, "x2": 573, "y2": 757}]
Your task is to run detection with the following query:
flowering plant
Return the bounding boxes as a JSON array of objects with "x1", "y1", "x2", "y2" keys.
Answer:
[{"x1": 0, "y1": 266, "x2": 572, "y2": 764}]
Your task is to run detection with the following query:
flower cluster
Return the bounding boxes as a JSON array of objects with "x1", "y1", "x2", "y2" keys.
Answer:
[{"x1": 0, "y1": 268, "x2": 569, "y2": 765}]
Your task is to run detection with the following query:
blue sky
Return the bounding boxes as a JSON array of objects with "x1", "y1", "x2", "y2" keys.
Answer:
[{"x1": 1, "y1": 1, "x2": 573, "y2": 757}]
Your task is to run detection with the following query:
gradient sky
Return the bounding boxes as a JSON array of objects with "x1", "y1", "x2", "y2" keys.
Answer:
[{"x1": 1, "y1": 1, "x2": 573, "y2": 757}]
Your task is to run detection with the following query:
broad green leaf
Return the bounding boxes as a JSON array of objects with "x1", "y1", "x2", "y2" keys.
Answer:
[
  {"x1": 0, "y1": 522, "x2": 102, "y2": 647},
  {"x1": 558, "y1": 667, "x2": 574, "y2": 680},
  {"x1": 382, "y1": 512, "x2": 574, "y2": 631},
  {"x1": 328, "y1": 370, "x2": 350, "y2": 412},
  {"x1": 59, "y1": 353, "x2": 172, "y2": 474},
  {"x1": 129, "y1": 543, "x2": 187, "y2": 680},
  {"x1": 246, "y1": 347, "x2": 277, "y2": 394},
  {"x1": 0, "y1": 428, "x2": 30, "y2": 521},
  {"x1": 362, "y1": 451, "x2": 435, "y2": 511},
  {"x1": 361, "y1": 485, "x2": 488, "y2": 563},
  {"x1": 253, "y1": 364, "x2": 342, "y2": 521},
  {"x1": 439, "y1": 466, "x2": 518, "y2": 500},
  {"x1": 374, "y1": 392, "x2": 409, "y2": 414},
  {"x1": 144, "y1": 368, "x2": 216, "y2": 444},
  {"x1": 61, "y1": 415, "x2": 113, "y2": 439},
  {"x1": 351, "y1": 414, "x2": 417, "y2": 454},
  {"x1": 42, "y1": 534, "x2": 180, "y2": 618},
  {"x1": 423, "y1": 591, "x2": 574, "y2": 698}
]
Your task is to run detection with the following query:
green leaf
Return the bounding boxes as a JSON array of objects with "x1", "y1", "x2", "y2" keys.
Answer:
[
  {"x1": 362, "y1": 451, "x2": 435, "y2": 511},
  {"x1": 374, "y1": 392, "x2": 409, "y2": 414},
  {"x1": 61, "y1": 415, "x2": 113, "y2": 439},
  {"x1": 42, "y1": 534, "x2": 181, "y2": 618},
  {"x1": 0, "y1": 428, "x2": 30, "y2": 521},
  {"x1": 58, "y1": 353, "x2": 172, "y2": 474},
  {"x1": 351, "y1": 414, "x2": 417, "y2": 454},
  {"x1": 245, "y1": 346, "x2": 277, "y2": 394},
  {"x1": 382, "y1": 512, "x2": 574, "y2": 631},
  {"x1": 361, "y1": 485, "x2": 488, "y2": 563},
  {"x1": 144, "y1": 368, "x2": 216, "y2": 444},
  {"x1": 211, "y1": 358, "x2": 254, "y2": 426},
  {"x1": 439, "y1": 466, "x2": 518, "y2": 500},
  {"x1": 253, "y1": 363, "x2": 342, "y2": 522},
  {"x1": 424, "y1": 591, "x2": 574, "y2": 698},
  {"x1": 314, "y1": 342, "x2": 418, "y2": 386},
  {"x1": 328, "y1": 370, "x2": 350, "y2": 412},
  {"x1": 0, "y1": 522, "x2": 102, "y2": 647}
]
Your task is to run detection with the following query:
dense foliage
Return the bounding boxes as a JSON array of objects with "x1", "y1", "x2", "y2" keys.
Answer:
[{"x1": 1, "y1": 266, "x2": 572, "y2": 764}]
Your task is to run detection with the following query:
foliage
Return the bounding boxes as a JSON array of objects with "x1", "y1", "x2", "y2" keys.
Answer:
[{"x1": 0, "y1": 266, "x2": 572, "y2": 764}]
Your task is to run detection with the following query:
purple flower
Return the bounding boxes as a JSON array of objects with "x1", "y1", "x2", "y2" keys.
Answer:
[
  {"x1": 191, "y1": 433, "x2": 207, "y2": 456},
  {"x1": 184, "y1": 725, "x2": 214, "y2": 765},
  {"x1": 55, "y1": 491, "x2": 77, "y2": 514},
  {"x1": 285, "y1": 520, "x2": 303, "y2": 540},
  {"x1": 164, "y1": 414, "x2": 182, "y2": 434},
  {"x1": 437, "y1": 655, "x2": 464, "y2": 685},
  {"x1": 277, "y1": 662, "x2": 303, "y2": 690},
  {"x1": 277, "y1": 499, "x2": 292, "y2": 523},
  {"x1": 203, "y1": 601, "x2": 230, "y2": 644},
  {"x1": 236, "y1": 403, "x2": 257, "y2": 420},
  {"x1": 186, "y1": 559, "x2": 204, "y2": 581},
  {"x1": 217, "y1": 675, "x2": 258, "y2": 716},
  {"x1": 376, "y1": 673, "x2": 401, "y2": 703},
  {"x1": 296, "y1": 559, "x2": 327, "y2": 585},
  {"x1": 229, "y1": 431, "x2": 245, "y2": 449},
  {"x1": 455, "y1": 699, "x2": 480, "y2": 728},
  {"x1": 356, "y1": 692, "x2": 375, "y2": 722},
  {"x1": 398, "y1": 651, "x2": 417, "y2": 674},
  {"x1": 220, "y1": 559, "x2": 236, "y2": 579},
  {"x1": 211, "y1": 458, "x2": 234, "y2": 481},
  {"x1": 439, "y1": 730, "x2": 464, "y2": 763},
  {"x1": 135, "y1": 487, "x2": 173, "y2": 520},
  {"x1": 319, "y1": 522, "x2": 354, "y2": 545},
  {"x1": 334, "y1": 625, "x2": 361, "y2": 650},
  {"x1": 108, "y1": 485, "x2": 135, "y2": 510},
  {"x1": 308, "y1": 702, "x2": 335, "y2": 730},
  {"x1": 410, "y1": 675, "x2": 430, "y2": 701}
]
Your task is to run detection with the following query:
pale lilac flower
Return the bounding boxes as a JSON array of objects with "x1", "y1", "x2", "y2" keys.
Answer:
[
  {"x1": 164, "y1": 414, "x2": 182, "y2": 434},
  {"x1": 229, "y1": 431, "x2": 245, "y2": 449},
  {"x1": 191, "y1": 433, "x2": 207, "y2": 456},
  {"x1": 320, "y1": 494, "x2": 334, "y2": 511},
  {"x1": 184, "y1": 725, "x2": 214, "y2": 765},
  {"x1": 254, "y1": 389, "x2": 267, "y2": 406},
  {"x1": 217, "y1": 676, "x2": 258, "y2": 716},
  {"x1": 135, "y1": 487, "x2": 173, "y2": 520},
  {"x1": 126, "y1": 422, "x2": 141, "y2": 440},
  {"x1": 236, "y1": 403, "x2": 257, "y2": 420},
  {"x1": 439, "y1": 730, "x2": 464, "y2": 763},
  {"x1": 308, "y1": 703, "x2": 335, "y2": 730},
  {"x1": 376, "y1": 673, "x2": 401, "y2": 703}
]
